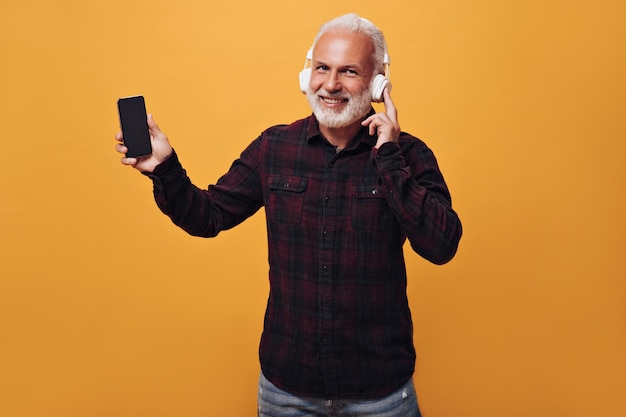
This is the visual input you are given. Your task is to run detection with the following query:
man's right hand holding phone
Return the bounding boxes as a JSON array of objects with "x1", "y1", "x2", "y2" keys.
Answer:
[{"x1": 116, "y1": 114, "x2": 173, "y2": 173}]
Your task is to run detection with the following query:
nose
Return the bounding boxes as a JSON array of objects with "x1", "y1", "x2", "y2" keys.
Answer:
[{"x1": 324, "y1": 70, "x2": 341, "y2": 92}]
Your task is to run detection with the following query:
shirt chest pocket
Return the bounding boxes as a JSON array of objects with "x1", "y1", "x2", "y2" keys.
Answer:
[
  {"x1": 352, "y1": 184, "x2": 392, "y2": 231},
  {"x1": 268, "y1": 175, "x2": 308, "y2": 224}
]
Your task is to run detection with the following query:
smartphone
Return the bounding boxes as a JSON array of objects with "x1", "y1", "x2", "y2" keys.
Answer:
[{"x1": 117, "y1": 95, "x2": 152, "y2": 158}]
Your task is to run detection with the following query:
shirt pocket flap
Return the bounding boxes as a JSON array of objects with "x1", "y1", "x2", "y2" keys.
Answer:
[{"x1": 269, "y1": 175, "x2": 308, "y2": 193}]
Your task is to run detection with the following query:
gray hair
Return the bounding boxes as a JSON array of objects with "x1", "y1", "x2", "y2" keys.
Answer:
[{"x1": 311, "y1": 13, "x2": 388, "y2": 75}]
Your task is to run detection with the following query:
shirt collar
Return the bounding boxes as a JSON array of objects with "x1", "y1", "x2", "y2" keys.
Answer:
[{"x1": 304, "y1": 108, "x2": 378, "y2": 149}]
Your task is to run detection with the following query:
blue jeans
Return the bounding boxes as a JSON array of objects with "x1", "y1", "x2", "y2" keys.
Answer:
[{"x1": 258, "y1": 372, "x2": 422, "y2": 417}]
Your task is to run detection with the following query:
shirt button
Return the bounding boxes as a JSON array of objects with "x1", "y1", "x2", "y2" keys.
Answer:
[
  {"x1": 371, "y1": 188, "x2": 378, "y2": 195},
  {"x1": 321, "y1": 265, "x2": 328, "y2": 272},
  {"x1": 322, "y1": 230, "x2": 328, "y2": 237},
  {"x1": 321, "y1": 336, "x2": 329, "y2": 344}
]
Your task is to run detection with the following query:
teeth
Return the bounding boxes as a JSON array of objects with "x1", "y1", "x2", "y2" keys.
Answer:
[{"x1": 323, "y1": 97, "x2": 344, "y2": 104}]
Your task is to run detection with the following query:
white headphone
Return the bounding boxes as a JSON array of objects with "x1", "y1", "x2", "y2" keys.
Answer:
[{"x1": 298, "y1": 41, "x2": 391, "y2": 102}]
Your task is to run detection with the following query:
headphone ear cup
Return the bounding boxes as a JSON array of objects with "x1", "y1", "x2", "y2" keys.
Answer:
[
  {"x1": 299, "y1": 68, "x2": 311, "y2": 94},
  {"x1": 370, "y1": 74, "x2": 391, "y2": 102}
]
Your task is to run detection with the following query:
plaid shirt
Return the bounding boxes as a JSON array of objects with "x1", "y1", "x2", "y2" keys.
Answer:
[{"x1": 146, "y1": 111, "x2": 462, "y2": 399}]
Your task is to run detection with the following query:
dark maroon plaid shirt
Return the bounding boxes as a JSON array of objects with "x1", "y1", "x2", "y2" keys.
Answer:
[{"x1": 145, "y1": 112, "x2": 462, "y2": 399}]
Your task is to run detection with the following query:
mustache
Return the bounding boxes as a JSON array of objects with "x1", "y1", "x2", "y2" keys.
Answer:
[{"x1": 315, "y1": 89, "x2": 351, "y2": 99}]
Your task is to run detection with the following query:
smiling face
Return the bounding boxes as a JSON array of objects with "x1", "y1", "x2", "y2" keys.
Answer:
[{"x1": 305, "y1": 30, "x2": 376, "y2": 129}]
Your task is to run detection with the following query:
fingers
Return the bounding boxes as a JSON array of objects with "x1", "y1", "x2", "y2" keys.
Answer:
[
  {"x1": 382, "y1": 88, "x2": 397, "y2": 123},
  {"x1": 114, "y1": 132, "x2": 135, "y2": 165},
  {"x1": 120, "y1": 156, "x2": 138, "y2": 166},
  {"x1": 115, "y1": 142, "x2": 126, "y2": 154},
  {"x1": 361, "y1": 107, "x2": 398, "y2": 135},
  {"x1": 361, "y1": 88, "x2": 400, "y2": 147},
  {"x1": 147, "y1": 113, "x2": 161, "y2": 136},
  {"x1": 361, "y1": 87, "x2": 398, "y2": 127},
  {"x1": 115, "y1": 142, "x2": 137, "y2": 166},
  {"x1": 362, "y1": 112, "x2": 394, "y2": 136},
  {"x1": 362, "y1": 113, "x2": 384, "y2": 136}
]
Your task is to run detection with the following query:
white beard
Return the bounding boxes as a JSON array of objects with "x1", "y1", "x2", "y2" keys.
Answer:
[{"x1": 306, "y1": 85, "x2": 372, "y2": 128}]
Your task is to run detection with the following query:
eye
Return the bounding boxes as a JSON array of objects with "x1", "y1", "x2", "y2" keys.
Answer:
[
  {"x1": 342, "y1": 68, "x2": 359, "y2": 77},
  {"x1": 315, "y1": 65, "x2": 329, "y2": 73}
]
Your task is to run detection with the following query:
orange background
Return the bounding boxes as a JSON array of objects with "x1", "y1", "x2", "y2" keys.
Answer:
[{"x1": 1, "y1": 1, "x2": 624, "y2": 416}]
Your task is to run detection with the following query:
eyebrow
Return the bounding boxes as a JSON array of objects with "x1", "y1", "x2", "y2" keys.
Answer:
[{"x1": 312, "y1": 60, "x2": 366, "y2": 71}]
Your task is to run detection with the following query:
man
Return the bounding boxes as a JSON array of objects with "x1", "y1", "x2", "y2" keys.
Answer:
[{"x1": 115, "y1": 13, "x2": 461, "y2": 417}]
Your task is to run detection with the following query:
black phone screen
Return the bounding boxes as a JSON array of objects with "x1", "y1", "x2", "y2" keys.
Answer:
[{"x1": 117, "y1": 96, "x2": 152, "y2": 158}]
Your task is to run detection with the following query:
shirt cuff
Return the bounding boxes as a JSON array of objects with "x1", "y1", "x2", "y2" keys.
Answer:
[
  {"x1": 142, "y1": 149, "x2": 182, "y2": 182},
  {"x1": 371, "y1": 141, "x2": 405, "y2": 172}
]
